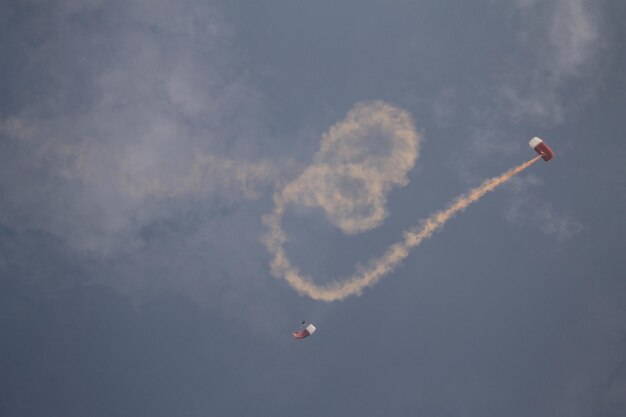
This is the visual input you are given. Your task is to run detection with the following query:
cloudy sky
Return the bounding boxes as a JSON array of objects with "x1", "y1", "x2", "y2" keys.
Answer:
[{"x1": 1, "y1": 0, "x2": 624, "y2": 416}]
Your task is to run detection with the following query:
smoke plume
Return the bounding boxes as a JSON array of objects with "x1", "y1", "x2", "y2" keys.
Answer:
[
  {"x1": 278, "y1": 101, "x2": 421, "y2": 235},
  {"x1": 264, "y1": 110, "x2": 541, "y2": 301}
]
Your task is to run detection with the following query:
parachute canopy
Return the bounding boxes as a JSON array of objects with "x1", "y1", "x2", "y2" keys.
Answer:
[
  {"x1": 529, "y1": 137, "x2": 555, "y2": 161},
  {"x1": 293, "y1": 324, "x2": 316, "y2": 339}
]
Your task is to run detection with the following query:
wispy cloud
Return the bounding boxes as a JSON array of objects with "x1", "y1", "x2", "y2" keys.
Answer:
[
  {"x1": 497, "y1": 0, "x2": 604, "y2": 123},
  {"x1": 0, "y1": 0, "x2": 291, "y2": 254},
  {"x1": 548, "y1": 0, "x2": 602, "y2": 77},
  {"x1": 504, "y1": 176, "x2": 583, "y2": 242},
  {"x1": 455, "y1": 0, "x2": 605, "y2": 168},
  {"x1": 451, "y1": 0, "x2": 605, "y2": 236}
]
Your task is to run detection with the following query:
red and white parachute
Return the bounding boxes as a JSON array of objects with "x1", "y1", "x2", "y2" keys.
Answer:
[
  {"x1": 292, "y1": 324, "x2": 316, "y2": 339},
  {"x1": 529, "y1": 137, "x2": 555, "y2": 161}
]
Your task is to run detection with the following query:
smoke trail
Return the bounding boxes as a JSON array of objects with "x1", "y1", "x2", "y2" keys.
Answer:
[
  {"x1": 263, "y1": 156, "x2": 541, "y2": 302},
  {"x1": 279, "y1": 101, "x2": 421, "y2": 235}
]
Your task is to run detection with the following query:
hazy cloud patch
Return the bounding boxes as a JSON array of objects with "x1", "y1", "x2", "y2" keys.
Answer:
[
  {"x1": 504, "y1": 179, "x2": 583, "y2": 242},
  {"x1": 498, "y1": 0, "x2": 604, "y2": 123},
  {"x1": 0, "y1": 0, "x2": 289, "y2": 255}
]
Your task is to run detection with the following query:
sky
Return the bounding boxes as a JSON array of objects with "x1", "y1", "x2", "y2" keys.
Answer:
[{"x1": 0, "y1": 0, "x2": 625, "y2": 416}]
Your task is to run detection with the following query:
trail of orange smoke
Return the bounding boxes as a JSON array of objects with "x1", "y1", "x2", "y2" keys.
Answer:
[{"x1": 263, "y1": 156, "x2": 541, "y2": 302}]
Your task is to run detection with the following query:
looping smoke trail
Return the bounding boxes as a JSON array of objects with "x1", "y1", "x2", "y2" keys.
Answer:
[{"x1": 263, "y1": 156, "x2": 542, "y2": 302}]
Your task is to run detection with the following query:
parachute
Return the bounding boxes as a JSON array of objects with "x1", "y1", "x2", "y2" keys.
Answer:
[
  {"x1": 529, "y1": 137, "x2": 555, "y2": 161},
  {"x1": 293, "y1": 324, "x2": 316, "y2": 339}
]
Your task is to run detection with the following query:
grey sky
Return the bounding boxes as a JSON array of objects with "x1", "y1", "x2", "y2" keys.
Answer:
[{"x1": 1, "y1": 0, "x2": 625, "y2": 416}]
